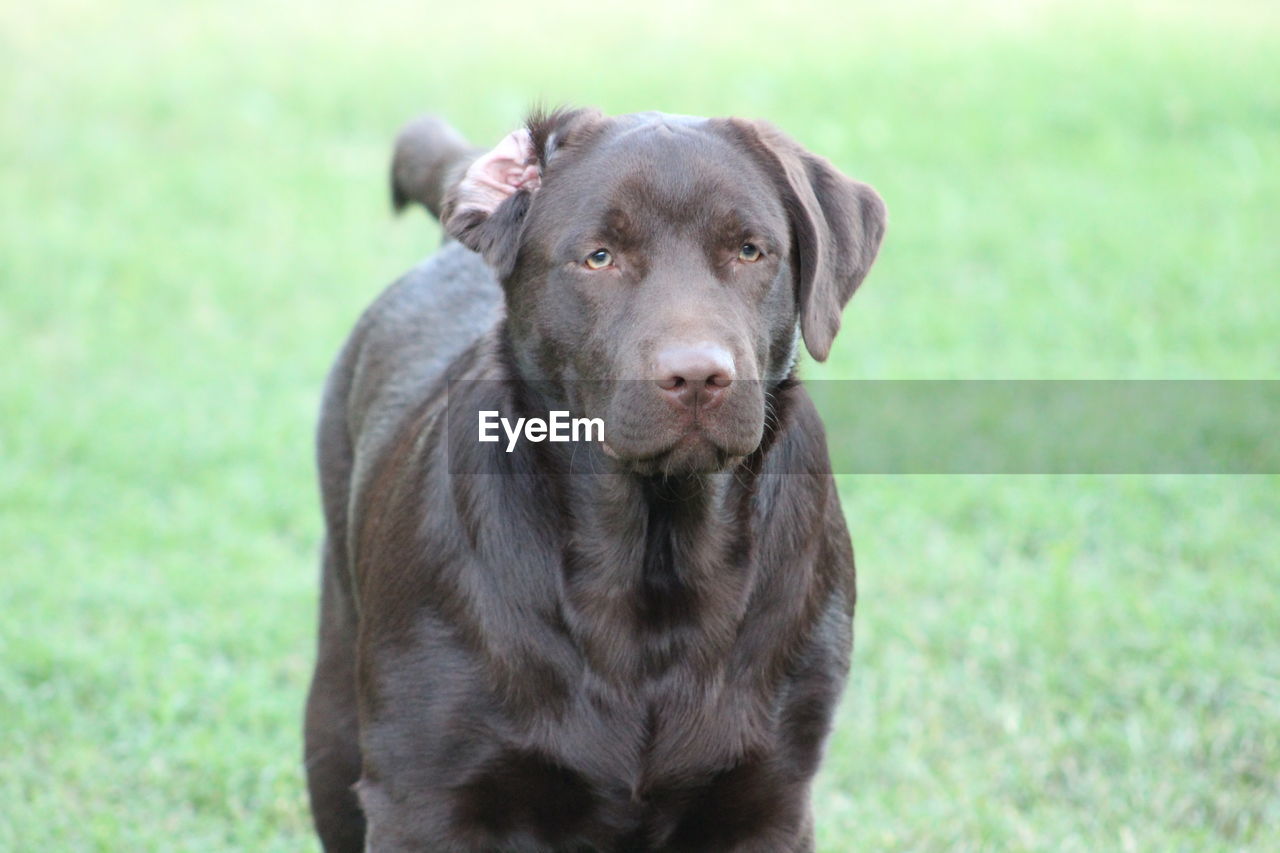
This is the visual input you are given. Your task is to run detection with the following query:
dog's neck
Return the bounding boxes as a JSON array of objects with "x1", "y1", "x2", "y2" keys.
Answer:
[{"x1": 551, "y1": 465, "x2": 756, "y2": 683}]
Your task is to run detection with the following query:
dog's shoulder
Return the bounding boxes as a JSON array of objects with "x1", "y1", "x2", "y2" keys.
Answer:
[{"x1": 332, "y1": 244, "x2": 495, "y2": 450}]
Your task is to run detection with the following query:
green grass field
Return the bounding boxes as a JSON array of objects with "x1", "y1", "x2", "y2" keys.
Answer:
[{"x1": 3, "y1": 0, "x2": 1278, "y2": 849}]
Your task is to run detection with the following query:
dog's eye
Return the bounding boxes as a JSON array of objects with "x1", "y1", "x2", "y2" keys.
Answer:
[
  {"x1": 584, "y1": 249, "x2": 613, "y2": 270},
  {"x1": 738, "y1": 243, "x2": 762, "y2": 263}
]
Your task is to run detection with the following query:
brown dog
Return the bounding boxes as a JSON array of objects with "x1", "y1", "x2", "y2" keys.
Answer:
[{"x1": 304, "y1": 108, "x2": 885, "y2": 851}]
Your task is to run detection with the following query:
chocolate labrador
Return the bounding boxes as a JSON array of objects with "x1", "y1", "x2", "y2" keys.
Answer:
[{"x1": 304, "y1": 108, "x2": 886, "y2": 851}]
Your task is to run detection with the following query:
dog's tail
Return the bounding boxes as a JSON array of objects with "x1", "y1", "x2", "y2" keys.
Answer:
[{"x1": 390, "y1": 115, "x2": 480, "y2": 221}]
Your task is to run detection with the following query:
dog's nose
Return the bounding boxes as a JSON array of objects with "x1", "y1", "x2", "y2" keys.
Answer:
[{"x1": 655, "y1": 344, "x2": 735, "y2": 409}]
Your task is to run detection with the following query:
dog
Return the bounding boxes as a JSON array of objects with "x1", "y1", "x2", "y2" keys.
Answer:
[{"x1": 304, "y1": 108, "x2": 886, "y2": 851}]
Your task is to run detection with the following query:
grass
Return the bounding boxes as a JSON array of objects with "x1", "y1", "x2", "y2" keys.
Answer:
[{"x1": 2, "y1": 0, "x2": 1278, "y2": 849}]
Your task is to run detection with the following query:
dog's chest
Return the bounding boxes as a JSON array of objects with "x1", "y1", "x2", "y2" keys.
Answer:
[
  {"x1": 444, "y1": 573, "x2": 778, "y2": 847},
  {"x1": 450, "y1": 657, "x2": 779, "y2": 850},
  {"x1": 426, "y1": 477, "x2": 800, "y2": 845}
]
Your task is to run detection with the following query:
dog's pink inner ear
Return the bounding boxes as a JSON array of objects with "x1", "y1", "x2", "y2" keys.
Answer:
[{"x1": 454, "y1": 129, "x2": 541, "y2": 218}]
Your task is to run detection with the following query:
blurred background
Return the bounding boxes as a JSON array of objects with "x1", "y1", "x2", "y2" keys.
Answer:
[{"x1": 2, "y1": 0, "x2": 1277, "y2": 849}]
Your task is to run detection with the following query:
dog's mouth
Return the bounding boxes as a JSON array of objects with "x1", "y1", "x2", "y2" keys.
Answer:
[
  {"x1": 582, "y1": 380, "x2": 767, "y2": 476},
  {"x1": 602, "y1": 427, "x2": 751, "y2": 476}
]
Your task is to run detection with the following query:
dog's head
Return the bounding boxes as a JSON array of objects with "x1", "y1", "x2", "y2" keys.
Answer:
[{"x1": 442, "y1": 109, "x2": 885, "y2": 476}]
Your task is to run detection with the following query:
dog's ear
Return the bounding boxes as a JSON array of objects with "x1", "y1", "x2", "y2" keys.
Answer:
[
  {"x1": 720, "y1": 119, "x2": 886, "y2": 362},
  {"x1": 441, "y1": 108, "x2": 598, "y2": 281},
  {"x1": 440, "y1": 128, "x2": 542, "y2": 280}
]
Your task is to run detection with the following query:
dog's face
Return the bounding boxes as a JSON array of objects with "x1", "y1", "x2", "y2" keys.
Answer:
[{"x1": 444, "y1": 110, "x2": 885, "y2": 476}]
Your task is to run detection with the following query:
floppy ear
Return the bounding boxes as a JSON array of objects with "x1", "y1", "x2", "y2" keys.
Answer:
[
  {"x1": 440, "y1": 128, "x2": 543, "y2": 280},
  {"x1": 722, "y1": 120, "x2": 887, "y2": 362}
]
